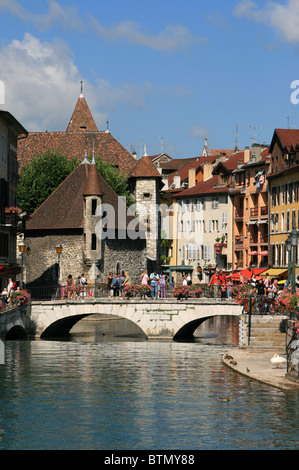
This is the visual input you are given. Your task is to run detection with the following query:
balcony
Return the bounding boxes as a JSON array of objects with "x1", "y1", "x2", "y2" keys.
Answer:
[{"x1": 249, "y1": 205, "x2": 268, "y2": 218}]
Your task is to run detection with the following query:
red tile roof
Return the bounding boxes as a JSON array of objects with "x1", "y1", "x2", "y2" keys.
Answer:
[
  {"x1": 66, "y1": 95, "x2": 98, "y2": 132},
  {"x1": 129, "y1": 155, "x2": 161, "y2": 178},
  {"x1": 175, "y1": 174, "x2": 228, "y2": 198},
  {"x1": 26, "y1": 163, "x2": 140, "y2": 231},
  {"x1": 270, "y1": 128, "x2": 299, "y2": 151},
  {"x1": 17, "y1": 94, "x2": 137, "y2": 175},
  {"x1": 167, "y1": 155, "x2": 219, "y2": 187},
  {"x1": 83, "y1": 162, "x2": 103, "y2": 196}
]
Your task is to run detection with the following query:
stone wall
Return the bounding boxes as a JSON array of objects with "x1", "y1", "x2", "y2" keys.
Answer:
[
  {"x1": 24, "y1": 230, "x2": 84, "y2": 286},
  {"x1": 134, "y1": 178, "x2": 161, "y2": 271},
  {"x1": 24, "y1": 229, "x2": 147, "y2": 287}
]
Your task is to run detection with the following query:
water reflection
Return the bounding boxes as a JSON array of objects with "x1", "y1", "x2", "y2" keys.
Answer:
[{"x1": 0, "y1": 316, "x2": 298, "y2": 450}]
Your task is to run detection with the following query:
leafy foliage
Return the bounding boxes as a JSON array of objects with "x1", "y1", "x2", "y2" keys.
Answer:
[
  {"x1": 18, "y1": 151, "x2": 135, "y2": 215},
  {"x1": 18, "y1": 151, "x2": 79, "y2": 214}
]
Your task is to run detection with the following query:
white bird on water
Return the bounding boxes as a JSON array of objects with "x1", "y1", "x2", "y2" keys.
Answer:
[{"x1": 270, "y1": 354, "x2": 287, "y2": 368}]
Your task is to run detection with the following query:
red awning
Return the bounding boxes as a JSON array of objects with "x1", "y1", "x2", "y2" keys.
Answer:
[{"x1": 228, "y1": 268, "x2": 267, "y2": 280}]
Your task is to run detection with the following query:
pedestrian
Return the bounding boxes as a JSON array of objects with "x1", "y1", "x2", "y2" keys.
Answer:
[
  {"x1": 208, "y1": 271, "x2": 220, "y2": 298},
  {"x1": 1, "y1": 287, "x2": 8, "y2": 304},
  {"x1": 7, "y1": 278, "x2": 14, "y2": 299},
  {"x1": 150, "y1": 271, "x2": 159, "y2": 299},
  {"x1": 186, "y1": 273, "x2": 192, "y2": 286},
  {"x1": 159, "y1": 273, "x2": 168, "y2": 299},
  {"x1": 226, "y1": 278, "x2": 233, "y2": 299},
  {"x1": 141, "y1": 270, "x2": 149, "y2": 299},
  {"x1": 178, "y1": 275, "x2": 189, "y2": 300},
  {"x1": 106, "y1": 272, "x2": 113, "y2": 298},
  {"x1": 119, "y1": 271, "x2": 126, "y2": 297},
  {"x1": 264, "y1": 274, "x2": 270, "y2": 290},
  {"x1": 61, "y1": 283, "x2": 66, "y2": 300},
  {"x1": 268, "y1": 279, "x2": 279, "y2": 299},
  {"x1": 112, "y1": 273, "x2": 119, "y2": 297},
  {"x1": 254, "y1": 279, "x2": 266, "y2": 297},
  {"x1": 250, "y1": 274, "x2": 257, "y2": 288},
  {"x1": 80, "y1": 273, "x2": 87, "y2": 298},
  {"x1": 218, "y1": 270, "x2": 227, "y2": 299},
  {"x1": 66, "y1": 274, "x2": 74, "y2": 300}
]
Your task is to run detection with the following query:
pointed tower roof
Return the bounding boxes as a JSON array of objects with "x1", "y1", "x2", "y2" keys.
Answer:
[
  {"x1": 66, "y1": 83, "x2": 98, "y2": 133},
  {"x1": 129, "y1": 155, "x2": 161, "y2": 178},
  {"x1": 83, "y1": 162, "x2": 103, "y2": 196}
]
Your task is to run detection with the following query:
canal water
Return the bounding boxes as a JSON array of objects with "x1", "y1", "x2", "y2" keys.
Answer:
[{"x1": 0, "y1": 315, "x2": 298, "y2": 450}]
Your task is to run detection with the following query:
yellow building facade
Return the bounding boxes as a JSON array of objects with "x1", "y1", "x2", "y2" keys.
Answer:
[{"x1": 268, "y1": 129, "x2": 299, "y2": 280}]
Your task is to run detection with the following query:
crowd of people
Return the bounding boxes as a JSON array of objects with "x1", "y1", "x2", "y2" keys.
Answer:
[
  {"x1": 208, "y1": 268, "x2": 299, "y2": 301},
  {"x1": 61, "y1": 273, "x2": 89, "y2": 300},
  {"x1": 105, "y1": 270, "x2": 171, "y2": 299},
  {"x1": 0, "y1": 277, "x2": 21, "y2": 305}
]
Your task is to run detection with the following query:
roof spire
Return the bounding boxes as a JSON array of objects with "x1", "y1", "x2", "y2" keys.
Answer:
[
  {"x1": 82, "y1": 149, "x2": 90, "y2": 164},
  {"x1": 105, "y1": 119, "x2": 110, "y2": 133},
  {"x1": 91, "y1": 139, "x2": 96, "y2": 164},
  {"x1": 80, "y1": 80, "x2": 83, "y2": 97}
]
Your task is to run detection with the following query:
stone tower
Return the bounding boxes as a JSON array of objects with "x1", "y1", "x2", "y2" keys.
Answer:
[
  {"x1": 128, "y1": 155, "x2": 163, "y2": 272},
  {"x1": 82, "y1": 155, "x2": 103, "y2": 281}
]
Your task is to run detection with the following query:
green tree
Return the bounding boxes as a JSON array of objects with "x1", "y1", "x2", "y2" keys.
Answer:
[
  {"x1": 18, "y1": 151, "x2": 135, "y2": 215},
  {"x1": 95, "y1": 156, "x2": 135, "y2": 208},
  {"x1": 18, "y1": 151, "x2": 79, "y2": 214}
]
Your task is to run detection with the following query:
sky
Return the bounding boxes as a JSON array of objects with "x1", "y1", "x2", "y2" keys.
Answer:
[{"x1": 1, "y1": 0, "x2": 299, "y2": 159}]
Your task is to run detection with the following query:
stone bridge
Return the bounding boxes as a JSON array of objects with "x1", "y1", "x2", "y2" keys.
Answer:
[{"x1": 0, "y1": 298, "x2": 243, "y2": 341}]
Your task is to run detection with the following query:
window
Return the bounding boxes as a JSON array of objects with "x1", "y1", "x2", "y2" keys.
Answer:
[
  {"x1": 92, "y1": 199, "x2": 97, "y2": 215},
  {"x1": 211, "y1": 197, "x2": 219, "y2": 209},
  {"x1": 91, "y1": 233, "x2": 97, "y2": 250},
  {"x1": 143, "y1": 193, "x2": 150, "y2": 199},
  {"x1": 222, "y1": 212, "x2": 228, "y2": 227}
]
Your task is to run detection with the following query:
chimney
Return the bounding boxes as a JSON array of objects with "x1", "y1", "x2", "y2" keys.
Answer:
[
  {"x1": 188, "y1": 166, "x2": 196, "y2": 188},
  {"x1": 132, "y1": 150, "x2": 137, "y2": 159},
  {"x1": 244, "y1": 147, "x2": 250, "y2": 163},
  {"x1": 202, "y1": 162, "x2": 213, "y2": 181}
]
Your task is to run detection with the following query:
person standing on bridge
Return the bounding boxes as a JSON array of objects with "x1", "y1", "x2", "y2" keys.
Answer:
[
  {"x1": 66, "y1": 274, "x2": 74, "y2": 300},
  {"x1": 208, "y1": 271, "x2": 220, "y2": 298},
  {"x1": 159, "y1": 273, "x2": 168, "y2": 299},
  {"x1": 150, "y1": 271, "x2": 159, "y2": 299}
]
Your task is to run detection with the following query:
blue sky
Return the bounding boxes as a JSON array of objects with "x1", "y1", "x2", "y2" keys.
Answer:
[{"x1": 1, "y1": 0, "x2": 299, "y2": 158}]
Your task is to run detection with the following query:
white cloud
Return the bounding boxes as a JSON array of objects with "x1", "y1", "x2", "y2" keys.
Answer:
[
  {"x1": 234, "y1": 0, "x2": 299, "y2": 43},
  {"x1": 89, "y1": 16, "x2": 206, "y2": 52},
  {"x1": 0, "y1": 0, "x2": 84, "y2": 31},
  {"x1": 0, "y1": 33, "x2": 155, "y2": 132}
]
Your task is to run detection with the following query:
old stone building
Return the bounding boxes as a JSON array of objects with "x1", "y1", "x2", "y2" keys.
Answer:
[
  {"x1": 128, "y1": 155, "x2": 163, "y2": 273},
  {"x1": 24, "y1": 157, "x2": 147, "y2": 288}
]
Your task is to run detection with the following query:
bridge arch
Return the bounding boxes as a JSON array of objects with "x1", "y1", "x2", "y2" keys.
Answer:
[
  {"x1": 30, "y1": 299, "x2": 242, "y2": 340},
  {"x1": 5, "y1": 325, "x2": 28, "y2": 340}
]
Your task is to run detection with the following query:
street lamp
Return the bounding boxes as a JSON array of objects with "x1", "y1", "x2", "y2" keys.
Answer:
[
  {"x1": 286, "y1": 235, "x2": 292, "y2": 287},
  {"x1": 55, "y1": 243, "x2": 63, "y2": 286},
  {"x1": 18, "y1": 242, "x2": 26, "y2": 289},
  {"x1": 289, "y1": 229, "x2": 299, "y2": 294}
]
